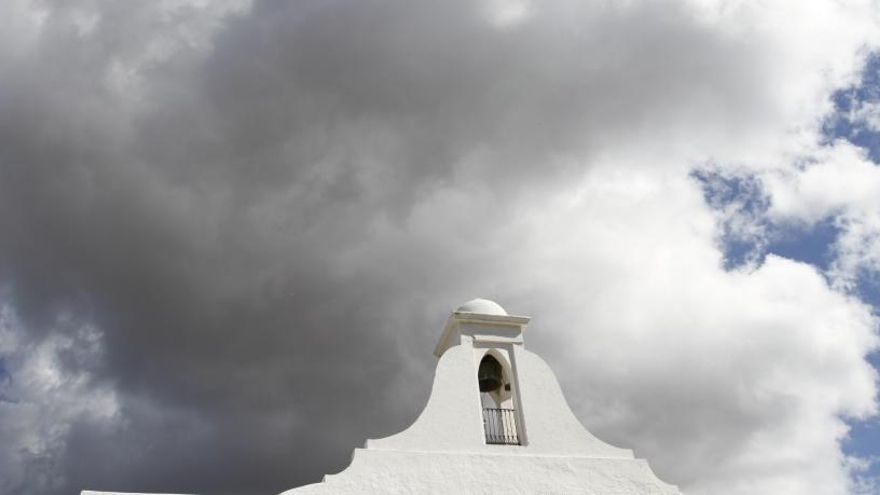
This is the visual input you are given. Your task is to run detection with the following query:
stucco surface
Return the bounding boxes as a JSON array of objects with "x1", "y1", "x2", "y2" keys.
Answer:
[{"x1": 284, "y1": 450, "x2": 678, "y2": 494}]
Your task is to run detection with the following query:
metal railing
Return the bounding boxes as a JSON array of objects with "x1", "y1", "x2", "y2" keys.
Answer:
[{"x1": 482, "y1": 407, "x2": 520, "y2": 445}]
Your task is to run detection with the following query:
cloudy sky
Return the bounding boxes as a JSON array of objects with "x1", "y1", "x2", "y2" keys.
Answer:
[{"x1": 2, "y1": 1, "x2": 880, "y2": 494}]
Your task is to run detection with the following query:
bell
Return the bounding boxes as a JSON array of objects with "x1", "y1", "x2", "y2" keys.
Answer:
[{"x1": 478, "y1": 356, "x2": 503, "y2": 392}]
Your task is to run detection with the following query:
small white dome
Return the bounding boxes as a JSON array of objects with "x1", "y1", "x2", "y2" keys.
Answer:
[{"x1": 455, "y1": 298, "x2": 507, "y2": 316}]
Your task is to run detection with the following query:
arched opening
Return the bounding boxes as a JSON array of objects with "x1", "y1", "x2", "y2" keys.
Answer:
[{"x1": 477, "y1": 353, "x2": 520, "y2": 445}]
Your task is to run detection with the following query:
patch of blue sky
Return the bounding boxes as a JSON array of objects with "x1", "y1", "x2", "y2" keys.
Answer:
[
  {"x1": 691, "y1": 170, "x2": 770, "y2": 270},
  {"x1": 825, "y1": 53, "x2": 880, "y2": 163},
  {"x1": 816, "y1": 50, "x2": 880, "y2": 305},
  {"x1": 767, "y1": 217, "x2": 841, "y2": 271},
  {"x1": 692, "y1": 169, "x2": 841, "y2": 272}
]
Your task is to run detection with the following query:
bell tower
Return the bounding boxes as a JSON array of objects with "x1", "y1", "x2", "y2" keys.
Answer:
[
  {"x1": 277, "y1": 298, "x2": 682, "y2": 494},
  {"x1": 434, "y1": 298, "x2": 530, "y2": 445}
]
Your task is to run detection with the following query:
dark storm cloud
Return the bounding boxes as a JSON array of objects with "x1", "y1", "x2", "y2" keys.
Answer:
[
  {"x1": 0, "y1": 1, "x2": 850, "y2": 494},
  {"x1": 0, "y1": 3, "x2": 424, "y2": 493}
]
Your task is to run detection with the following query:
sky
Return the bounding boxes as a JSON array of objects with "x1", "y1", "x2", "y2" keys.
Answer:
[{"x1": 1, "y1": 1, "x2": 880, "y2": 494}]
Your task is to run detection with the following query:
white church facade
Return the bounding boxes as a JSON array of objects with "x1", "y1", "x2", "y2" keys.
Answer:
[{"x1": 84, "y1": 299, "x2": 680, "y2": 495}]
